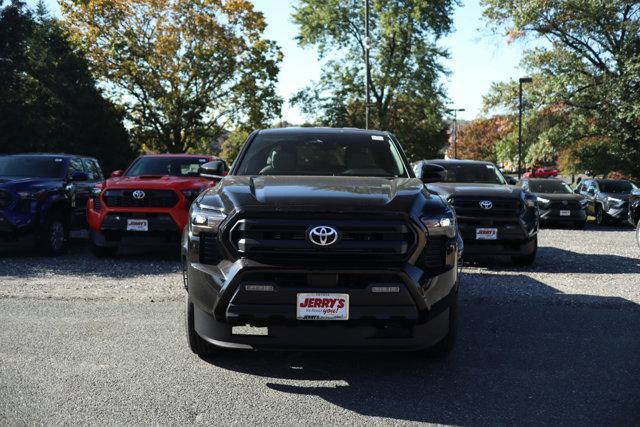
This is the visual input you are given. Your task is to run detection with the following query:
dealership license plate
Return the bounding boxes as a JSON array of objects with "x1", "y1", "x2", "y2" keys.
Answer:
[
  {"x1": 560, "y1": 210, "x2": 571, "y2": 217},
  {"x1": 476, "y1": 227, "x2": 498, "y2": 240},
  {"x1": 126, "y1": 219, "x2": 148, "y2": 232},
  {"x1": 296, "y1": 293, "x2": 349, "y2": 320}
]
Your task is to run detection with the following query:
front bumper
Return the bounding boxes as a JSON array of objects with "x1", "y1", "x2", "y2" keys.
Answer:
[
  {"x1": 0, "y1": 211, "x2": 38, "y2": 244},
  {"x1": 605, "y1": 204, "x2": 628, "y2": 220},
  {"x1": 539, "y1": 208, "x2": 587, "y2": 222},
  {"x1": 186, "y1": 247, "x2": 459, "y2": 351},
  {"x1": 88, "y1": 199, "x2": 185, "y2": 247},
  {"x1": 456, "y1": 214, "x2": 537, "y2": 256}
]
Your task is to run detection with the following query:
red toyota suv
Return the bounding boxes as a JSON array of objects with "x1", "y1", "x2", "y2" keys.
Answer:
[{"x1": 87, "y1": 154, "x2": 225, "y2": 256}]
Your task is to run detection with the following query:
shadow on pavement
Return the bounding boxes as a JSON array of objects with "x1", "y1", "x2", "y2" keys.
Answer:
[
  {"x1": 465, "y1": 246, "x2": 640, "y2": 274},
  {"x1": 203, "y1": 277, "x2": 640, "y2": 424}
]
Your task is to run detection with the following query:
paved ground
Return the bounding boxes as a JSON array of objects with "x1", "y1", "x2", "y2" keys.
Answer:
[{"x1": 1, "y1": 224, "x2": 639, "y2": 425}]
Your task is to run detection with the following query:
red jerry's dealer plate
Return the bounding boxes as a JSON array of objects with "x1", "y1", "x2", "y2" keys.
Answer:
[{"x1": 296, "y1": 293, "x2": 349, "y2": 320}]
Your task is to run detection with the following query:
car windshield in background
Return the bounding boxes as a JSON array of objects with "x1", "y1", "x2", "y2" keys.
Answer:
[
  {"x1": 0, "y1": 156, "x2": 65, "y2": 178},
  {"x1": 599, "y1": 180, "x2": 637, "y2": 193},
  {"x1": 236, "y1": 132, "x2": 408, "y2": 177},
  {"x1": 436, "y1": 163, "x2": 506, "y2": 185},
  {"x1": 125, "y1": 157, "x2": 209, "y2": 177},
  {"x1": 529, "y1": 180, "x2": 573, "y2": 194}
]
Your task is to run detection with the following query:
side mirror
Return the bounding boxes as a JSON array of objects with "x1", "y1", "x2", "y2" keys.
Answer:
[
  {"x1": 69, "y1": 171, "x2": 89, "y2": 181},
  {"x1": 416, "y1": 163, "x2": 447, "y2": 184},
  {"x1": 111, "y1": 170, "x2": 124, "y2": 178},
  {"x1": 200, "y1": 160, "x2": 226, "y2": 179},
  {"x1": 505, "y1": 176, "x2": 518, "y2": 185},
  {"x1": 587, "y1": 188, "x2": 595, "y2": 195}
]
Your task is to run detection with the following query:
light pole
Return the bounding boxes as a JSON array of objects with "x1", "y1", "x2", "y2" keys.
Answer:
[
  {"x1": 518, "y1": 77, "x2": 532, "y2": 179},
  {"x1": 364, "y1": 0, "x2": 371, "y2": 129},
  {"x1": 447, "y1": 108, "x2": 465, "y2": 159}
]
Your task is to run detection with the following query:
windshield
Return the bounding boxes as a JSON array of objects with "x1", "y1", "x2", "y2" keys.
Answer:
[
  {"x1": 435, "y1": 163, "x2": 506, "y2": 185},
  {"x1": 599, "y1": 180, "x2": 637, "y2": 193},
  {"x1": 235, "y1": 132, "x2": 408, "y2": 177},
  {"x1": 125, "y1": 157, "x2": 210, "y2": 177},
  {"x1": 0, "y1": 156, "x2": 66, "y2": 178},
  {"x1": 528, "y1": 180, "x2": 573, "y2": 194}
]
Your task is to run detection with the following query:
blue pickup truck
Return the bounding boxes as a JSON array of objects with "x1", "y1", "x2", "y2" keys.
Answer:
[{"x1": 0, "y1": 154, "x2": 104, "y2": 255}]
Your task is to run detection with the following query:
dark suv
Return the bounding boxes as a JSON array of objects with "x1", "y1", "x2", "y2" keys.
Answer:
[
  {"x1": 519, "y1": 178, "x2": 587, "y2": 228},
  {"x1": 414, "y1": 160, "x2": 538, "y2": 266},
  {"x1": 575, "y1": 178, "x2": 637, "y2": 225},
  {"x1": 0, "y1": 154, "x2": 103, "y2": 254},
  {"x1": 183, "y1": 128, "x2": 462, "y2": 355}
]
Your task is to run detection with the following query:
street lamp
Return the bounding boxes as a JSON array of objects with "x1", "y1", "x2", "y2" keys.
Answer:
[
  {"x1": 447, "y1": 108, "x2": 465, "y2": 159},
  {"x1": 364, "y1": 0, "x2": 371, "y2": 130},
  {"x1": 518, "y1": 77, "x2": 533, "y2": 179}
]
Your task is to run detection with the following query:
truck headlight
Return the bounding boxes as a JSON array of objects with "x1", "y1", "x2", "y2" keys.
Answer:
[
  {"x1": 190, "y1": 205, "x2": 226, "y2": 234},
  {"x1": 536, "y1": 196, "x2": 551, "y2": 208},
  {"x1": 17, "y1": 190, "x2": 44, "y2": 200},
  {"x1": 607, "y1": 197, "x2": 623, "y2": 205},
  {"x1": 421, "y1": 209, "x2": 457, "y2": 238}
]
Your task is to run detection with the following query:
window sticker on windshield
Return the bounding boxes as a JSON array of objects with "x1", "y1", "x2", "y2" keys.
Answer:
[
  {"x1": 55, "y1": 158, "x2": 63, "y2": 162},
  {"x1": 371, "y1": 135, "x2": 384, "y2": 141},
  {"x1": 486, "y1": 165, "x2": 494, "y2": 169},
  {"x1": 199, "y1": 159, "x2": 206, "y2": 163}
]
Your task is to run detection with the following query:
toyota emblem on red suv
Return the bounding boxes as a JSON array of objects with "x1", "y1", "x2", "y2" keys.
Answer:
[{"x1": 132, "y1": 190, "x2": 146, "y2": 199}]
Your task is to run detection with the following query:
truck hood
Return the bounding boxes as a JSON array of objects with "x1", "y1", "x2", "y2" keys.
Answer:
[
  {"x1": 200, "y1": 175, "x2": 431, "y2": 212},
  {"x1": 0, "y1": 177, "x2": 64, "y2": 191},
  {"x1": 533, "y1": 192, "x2": 584, "y2": 201},
  {"x1": 427, "y1": 182, "x2": 522, "y2": 199},
  {"x1": 105, "y1": 175, "x2": 213, "y2": 191}
]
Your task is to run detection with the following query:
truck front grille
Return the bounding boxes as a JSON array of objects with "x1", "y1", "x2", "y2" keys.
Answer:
[
  {"x1": 548, "y1": 200, "x2": 582, "y2": 210},
  {"x1": 227, "y1": 215, "x2": 417, "y2": 265},
  {"x1": 449, "y1": 197, "x2": 522, "y2": 217},
  {"x1": 0, "y1": 190, "x2": 12, "y2": 208},
  {"x1": 103, "y1": 190, "x2": 178, "y2": 208}
]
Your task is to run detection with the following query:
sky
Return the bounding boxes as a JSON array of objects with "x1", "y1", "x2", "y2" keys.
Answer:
[{"x1": 31, "y1": 0, "x2": 528, "y2": 124}]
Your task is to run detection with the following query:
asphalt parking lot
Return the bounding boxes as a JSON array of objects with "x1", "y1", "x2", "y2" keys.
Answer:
[{"x1": 1, "y1": 224, "x2": 639, "y2": 425}]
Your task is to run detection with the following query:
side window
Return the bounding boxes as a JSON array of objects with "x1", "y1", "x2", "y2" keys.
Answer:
[
  {"x1": 521, "y1": 181, "x2": 529, "y2": 191},
  {"x1": 67, "y1": 158, "x2": 84, "y2": 178},
  {"x1": 82, "y1": 158, "x2": 103, "y2": 181}
]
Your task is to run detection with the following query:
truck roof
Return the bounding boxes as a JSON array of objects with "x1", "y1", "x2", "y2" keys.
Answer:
[{"x1": 258, "y1": 127, "x2": 388, "y2": 136}]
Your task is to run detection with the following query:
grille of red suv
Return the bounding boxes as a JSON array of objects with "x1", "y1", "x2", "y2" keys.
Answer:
[
  {"x1": 449, "y1": 197, "x2": 522, "y2": 217},
  {"x1": 227, "y1": 215, "x2": 417, "y2": 265},
  {"x1": 103, "y1": 189, "x2": 178, "y2": 208}
]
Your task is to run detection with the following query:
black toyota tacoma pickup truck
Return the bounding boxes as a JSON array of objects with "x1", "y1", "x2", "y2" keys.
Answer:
[
  {"x1": 183, "y1": 128, "x2": 462, "y2": 355},
  {"x1": 414, "y1": 159, "x2": 538, "y2": 266}
]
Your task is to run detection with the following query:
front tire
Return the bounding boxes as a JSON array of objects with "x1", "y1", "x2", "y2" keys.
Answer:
[
  {"x1": 40, "y1": 213, "x2": 68, "y2": 256},
  {"x1": 421, "y1": 290, "x2": 458, "y2": 358},
  {"x1": 186, "y1": 295, "x2": 218, "y2": 357},
  {"x1": 595, "y1": 204, "x2": 607, "y2": 225},
  {"x1": 511, "y1": 235, "x2": 538, "y2": 266}
]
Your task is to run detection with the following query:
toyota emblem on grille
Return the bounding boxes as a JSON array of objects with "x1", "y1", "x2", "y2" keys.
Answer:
[
  {"x1": 132, "y1": 190, "x2": 146, "y2": 199},
  {"x1": 308, "y1": 226, "x2": 339, "y2": 247},
  {"x1": 479, "y1": 200, "x2": 493, "y2": 210}
]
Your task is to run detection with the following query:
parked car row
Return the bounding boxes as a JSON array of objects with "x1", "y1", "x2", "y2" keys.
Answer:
[{"x1": 0, "y1": 153, "x2": 227, "y2": 255}]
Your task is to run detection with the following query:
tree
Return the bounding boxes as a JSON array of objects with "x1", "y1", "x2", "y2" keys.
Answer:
[
  {"x1": 60, "y1": 0, "x2": 282, "y2": 154},
  {"x1": 290, "y1": 0, "x2": 454, "y2": 160},
  {"x1": 446, "y1": 116, "x2": 512, "y2": 163},
  {"x1": 219, "y1": 129, "x2": 249, "y2": 165},
  {"x1": 482, "y1": 0, "x2": 640, "y2": 178},
  {"x1": 0, "y1": 1, "x2": 133, "y2": 173}
]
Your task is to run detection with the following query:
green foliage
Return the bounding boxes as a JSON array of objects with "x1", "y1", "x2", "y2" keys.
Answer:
[
  {"x1": 0, "y1": 1, "x2": 134, "y2": 173},
  {"x1": 290, "y1": 0, "x2": 454, "y2": 161},
  {"x1": 60, "y1": 0, "x2": 282, "y2": 154},
  {"x1": 482, "y1": 0, "x2": 640, "y2": 178},
  {"x1": 219, "y1": 129, "x2": 250, "y2": 165}
]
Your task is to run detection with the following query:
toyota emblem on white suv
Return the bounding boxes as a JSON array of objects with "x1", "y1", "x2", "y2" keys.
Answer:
[
  {"x1": 479, "y1": 200, "x2": 493, "y2": 210},
  {"x1": 308, "y1": 226, "x2": 339, "y2": 247},
  {"x1": 132, "y1": 190, "x2": 146, "y2": 199}
]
